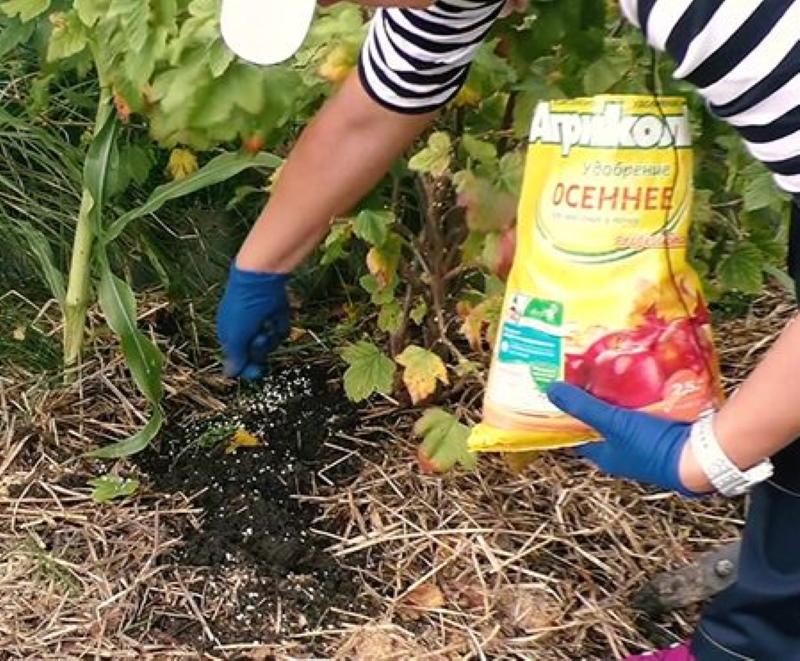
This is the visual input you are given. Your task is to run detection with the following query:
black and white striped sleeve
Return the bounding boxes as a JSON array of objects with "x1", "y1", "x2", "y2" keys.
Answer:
[
  {"x1": 620, "y1": 0, "x2": 800, "y2": 196},
  {"x1": 358, "y1": 0, "x2": 506, "y2": 115}
]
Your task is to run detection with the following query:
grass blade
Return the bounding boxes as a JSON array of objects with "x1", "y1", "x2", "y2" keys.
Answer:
[{"x1": 11, "y1": 222, "x2": 66, "y2": 306}]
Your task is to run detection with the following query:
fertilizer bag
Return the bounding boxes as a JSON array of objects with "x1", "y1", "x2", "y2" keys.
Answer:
[{"x1": 469, "y1": 96, "x2": 723, "y2": 454}]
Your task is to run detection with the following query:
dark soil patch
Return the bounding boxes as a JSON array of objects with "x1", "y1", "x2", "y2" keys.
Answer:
[{"x1": 136, "y1": 362, "x2": 371, "y2": 647}]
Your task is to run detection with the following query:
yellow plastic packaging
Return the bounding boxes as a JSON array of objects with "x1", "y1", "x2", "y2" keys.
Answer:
[{"x1": 469, "y1": 95, "x2": 723, "y2": 454}]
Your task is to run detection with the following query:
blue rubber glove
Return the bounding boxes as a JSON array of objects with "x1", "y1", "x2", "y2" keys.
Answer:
[
  {"x1": 547, "y1": 382, "x2": 703, "y2": 497},
  {"x1": 216, "y1": 264, "x2": 291, "y2": 380}
]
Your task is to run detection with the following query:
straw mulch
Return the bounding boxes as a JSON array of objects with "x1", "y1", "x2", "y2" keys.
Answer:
[{"x1": 0, "y1": 288, "x2": 795, "y2": 659}]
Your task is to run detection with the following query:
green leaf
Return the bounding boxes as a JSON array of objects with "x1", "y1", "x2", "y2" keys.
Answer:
[
  {"x1": 302, "y1": 3, "x2": 365, "y2": 53},
  {"x1": 583, "y1": 53, "x2": 628, "y2": 95},
  {"x1": 1, "y1": 0, "x2": 49, "y2": 21},
  {"x1": 353, "y1": 209, "x2": 394, "y2": 247},
  {"x1": 463, "y1": 39, "x2": 516, "y2": 97},
  {"x1": 748, "y1": 228, "x2": 785, "y2": 263},
  {"x1": 150, "y1": 49, "x2": 207, "y2": 116},
  {"x1": 122, "y1": 144, "x2": 154, "y2": 186},
  {"x1": 496, "y1": 151, "x2": 524, "y2": 196},
  {"x1": 0, "y1": 16, "x2": 35, "y2": 58},
  {"x1": 414, "y1": 408, "x2": 476, "y2": 473},
  {"x1": 513, "y1": 63, "x2": 566, "y2": 138},
  {"x1": 763, "y1": 264, "x2": 797, "y2": 296},
  {"x1": 208, "y1": 38, "x2": 235, "y2": 77},
  {"x1": 74, "y1": 0, "x2": 109, "y2": 26},
  {"x1": 461, "y1": 230, "x2": 485, "y2": 264},
  {"x1": 87, "y1": 409, "x2": 163, "y2": 458},
  {"x1": 190, "y1": 63, "x2": 266, "y2": 127},
  {"x1": 82, "y1": 105, "x2": 119, "y2": 233},
  {"x1": 717, "y1": 242, "x2": 764, "y2": 294},
  {"x1": 408, "y1": 132, "x2": 452, "y2": 178},
  {"x1": 582, "y1": 39, "x2": 631, "y2": 95},
  {"x1": 359, "y1": 274, "x2": 396, "y2": 305},
  {"x1": 106, "y1": 144, "x2": 155, "y2": 197},
  {"x1": 47, "y1": 11, "x2": 89, "y2": 61},
  {"x1": 90, "y1": 256, "x2": 166, "y2": 459},
  {"x1": 377, "y1": 300, "x2": 403, "y2": 334},
  {"x1": 742, "y1": 162, "x2": 785, "y2": 211},
  {"x1": 11, "y1": 223, "x2": 66, "y2": 306},
  {"x1": 97, "y1": 268, "x2": 164, "y2": 404},
  {"x1": 693, "y1": 189, "x2": 714, "y2": 227},
  {"x1": 484, "y1": 274, "x2": 506, "y2": 298},
  {"x1": 123, "y1": 26, "x2": 169, "y2": 89},
  {"x1": 88, "y1": 475, "x2": 139, "y2": 502},
  {"x1": 482, "y1": 231, "x2": 502, "y2": 272},
  {"x1": 107, "y1": 0, "x2": 150, "y2": 52},
  {"x1": 462, "y1": 134, "x2": 497, "y2": 166},
  {"x1": 195, "y1": 423, "x2": 238, "y2": 449},
  {"x1": 166, "y1": 0, "x2": 218, "y2": 63},
  {"x1": 453, "y1": 170, "x2": 517, "y2": 232},
  {"x1": 321, "y1": 221, "x2": 352, "y2": 265},
  {"x1": 103, "y1": 151, "x2": 282, "y2": 243},
  {"x1": 410, "y1": 298, "x2": 427, "y2": 325},
  {"x1": 340, "y1": 341, "x2": 396, "y2": 402}
]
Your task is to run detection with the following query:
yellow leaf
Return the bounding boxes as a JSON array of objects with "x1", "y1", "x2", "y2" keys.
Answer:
[
  {"x1": 408, "y1": 132, "x2": 452, "y2": 178},
  {"x1": 318, "y1": 45, "x2": 356, "y2": 84},
  {"x1": 366, "y1": 242, "x2": 399, "y2": 287},
  {"x1": 453, "y1": 85, "x2": 481, "y2": 108},
  {"x1": 167, "y1": 148, "x2": 198, "y2": 181},
  {"x1": 460, "y1": 295, "x2": 503, "y2": 352},
  {"x1": 224, "y1": 428, "x2": 260, "y2": 454},
  {"x1": 366, "y1": 247, "x2": 386, "y2": 284},
  {"x1": 461, "y1": 308, "x2": 484, "y2": 352},
  {"x1": 12, "y1": 326, "x2": 26, "y2": 342},
  {"x1": 395, "y1": 345, "x2": 448, "y2": 405}
]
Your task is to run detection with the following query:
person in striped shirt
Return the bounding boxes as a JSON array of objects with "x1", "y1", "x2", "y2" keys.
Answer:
[{"x1": 216, "y1": 2, "x2": 800, "y2": 658}]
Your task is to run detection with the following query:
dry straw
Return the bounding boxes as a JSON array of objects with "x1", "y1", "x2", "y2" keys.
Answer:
[{"x1": 0, "y1": 288, "x2": 794, "y2": 658}]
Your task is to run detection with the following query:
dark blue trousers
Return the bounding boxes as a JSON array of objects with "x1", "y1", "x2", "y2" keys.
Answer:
[{"x1": 692, "y1": 202, "x2": 800, "y2": 660}]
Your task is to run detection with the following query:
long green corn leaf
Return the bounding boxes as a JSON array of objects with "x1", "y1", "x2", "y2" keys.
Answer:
[
  {"x1": 90, "y1": 261, "x2": 165, "y2": 458},
  {"x1": 102, "y1": 151, "x2": 282, "y2": 243},
  {"x1": 83, "y1": 107, "x2": 118, "y2": 233},
  {"x1": 87, "y1": 409, "x2": 164, "y2": 459},
  {"x1": 96, "y1": 266, "x2": 164, "y2": 405}
]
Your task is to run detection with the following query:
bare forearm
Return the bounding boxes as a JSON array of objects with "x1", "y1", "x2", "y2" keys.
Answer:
[
  {"x1": 712, "y1": 315, "x2": 800, "y2": 467},
  {"x1": 677, "y1": 315, "x2": 800, "y2": 493},
  {"x1": 237, "y1": 72, "x2": 436, "y2": 273}
]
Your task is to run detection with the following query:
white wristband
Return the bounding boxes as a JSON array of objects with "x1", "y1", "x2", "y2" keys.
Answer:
[{"x1": 689, "y1": 414, "x2": 773, "y2": 497}]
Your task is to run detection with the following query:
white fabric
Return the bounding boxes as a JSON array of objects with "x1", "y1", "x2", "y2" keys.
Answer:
[{"x1": 220, "y1": 0, "x2": 316, "y2": 66}]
